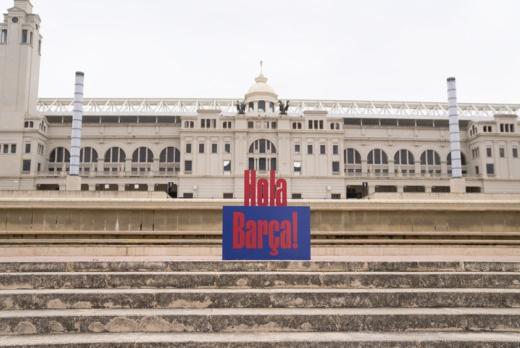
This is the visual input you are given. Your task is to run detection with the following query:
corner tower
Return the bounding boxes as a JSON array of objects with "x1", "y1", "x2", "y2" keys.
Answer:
[
  {"x1": 0, "y1": 0, "x2": 42, "y2": 129},
  {"x1": 0, "y1": 0, "x2": 44, "y2": 188}
]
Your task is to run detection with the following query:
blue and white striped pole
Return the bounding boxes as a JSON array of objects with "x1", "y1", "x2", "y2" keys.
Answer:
[
  {"x1": 69, "y1": 72, "x2": 84, "y2": 176},
  {"x1": 447, "y1": 77, "x2": 462, "y2": 178}
]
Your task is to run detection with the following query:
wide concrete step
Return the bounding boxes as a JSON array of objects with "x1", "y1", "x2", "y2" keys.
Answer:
[
  {"x1": 1, "y1": 308, "x2": 520, "y2": 335},
  {"x1": 2, "y1": 288, "x2": 520, "y2": 310},
  {"x1": 1, "y1": 271, "x2": 520, "y2": 290},
  {"x1": 2, "y1": 332, "x2": 520, "y2": 347},
  {"x1": 1, "y1": 261, "x2": 520, "y2": 273}
]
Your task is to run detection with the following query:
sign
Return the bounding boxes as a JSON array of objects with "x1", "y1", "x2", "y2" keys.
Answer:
[{"x1": 222, "y1": 170, "x2": 311, "y2": 261}]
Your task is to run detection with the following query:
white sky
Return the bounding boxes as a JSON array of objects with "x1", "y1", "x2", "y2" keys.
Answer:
[{"x1": 4, "y1": 0, "x2": 520, "y2": 103}]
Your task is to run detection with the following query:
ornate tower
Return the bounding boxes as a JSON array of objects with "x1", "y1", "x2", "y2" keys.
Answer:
[
  {"x1": 0, "y1": 0, "x2": 44, "y2": 187},
  {"x1": 0, "y1": 0, "x2": 42, "y2": 129}
]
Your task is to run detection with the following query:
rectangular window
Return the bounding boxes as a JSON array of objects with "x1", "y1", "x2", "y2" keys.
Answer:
[
  {"x1": 333, "y1": 145, "x2": 339, "y2": 155},
  {"x1": 486, "y1": 147, "x2": 492, "y2": 158},
  {"x1": 307, "y1": 144, "x2": 313, "y2": 155},
  {"x1": 223, "y1": 193, "x2": 234, "y2": 199},
  {"x1": 199, "y1": 143, "x2": 205, "y2": 153},
  {"x1": 22, "y1": 160, "x2": 31, "y2": 172},
  {"x1": 0, "y1": 29, "x2": 7, "y2": 44},
  {"x1": 294, "y1": 144, "x2": 300, "y2": 153},
  {"x1": 21, "y1": 29, "x2": 28, "y2": 44},
  {"x1": 29, "y1": 31, "x2": 33, "y2": 45},
  {"x1": 186, "y1": 143, "x2": 192, "y2": 154},
  {"x1": 293, "y1": 161, "x2": 302, "y2": 173},
  {"x1": 37, "y1": 163, "x2": 41, "y2": 172},
  {"x1": 332, "y1": 161, "x2": 340, "y2": 173},
  {"x1": 331, "y1": 193, "x2": 341, "y2": 200},
  {"x1": 11, "y1": 144, "x2": 16, "y2": 154},
  {"x1": 513, "y1": 147, "x2": 518, "y2": 158},
  {"x1": 486, "y1": 163, "x2": 495, "y2": 176},
  {"x1": 25, "y1": 143, "x2": 31, "y2": 154},
  {"x1": 38, "y1": 39, "x2": 42, "y2": 55},
  {"x1": 308, "y1": 120, "x2": 313, "y2": 129},
  {"x1": 319, "y1": 120, "x2": 324, "y2": 129},
  {"x1": 248, "y1": 121, "x2": 254, "y2": 129},
  {"x1": 224, "y1": 143, "x2": 231, "y2": 153},
  {"x1": 271, "y1": 122, "x2": 277, "y2": 129},
  {"x1": 183, "y1": 193, "x2": 194, "y2": 199},
  {"x1": 320, "y1": 145, "x2": 326, "y2": 155},
  {"x1": 271, "y1": 158, "x2": 277, "y2": 171},
  {"x1": 223, "y1": 160, "x2": 231, "y2": 172},
  {"x1": 184, "y1": 160, "x2": 192, "y2": 173},
  {"x1": 475, "y1": 166, "x2": 479, "y2": 175},
  {"x1": 3, "y1": 144, "x2": 8, "y2": 153},
  {"x1": 500, "y1": 124, "x2": 504, "y2": 132},
  {"x1": 500, "y1": 147, "x2": 505, "y2": 158},
  {"x1": 212, "y1": 144, "x2": 218, "y2": 154},
  {"x1": 259, "y1": 158, "x2": 267, "y2": 171},
  {"x1": 292, "y1": 193, "x2": 302, "y2": 199},
  {"x1": 511, "y1": 124, "x2": 515, "y2": 133}
]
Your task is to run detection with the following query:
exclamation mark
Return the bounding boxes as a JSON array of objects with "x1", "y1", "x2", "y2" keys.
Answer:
[{"x1": 292, "y1": 212, "x2": 298, "y2": 249}]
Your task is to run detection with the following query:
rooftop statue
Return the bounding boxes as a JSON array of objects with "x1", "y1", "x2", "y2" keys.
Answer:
[
  {"x1": 236, "y1": 100, "x2": 246, "y2": 114},
  {"x1": 279, "y1": 100, "x2": 290, "y2": 115}
]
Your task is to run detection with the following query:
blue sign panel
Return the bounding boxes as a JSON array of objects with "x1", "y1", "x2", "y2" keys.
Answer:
[{"x1": 222, "y1": 206, "x2": 311, "y2": 261}]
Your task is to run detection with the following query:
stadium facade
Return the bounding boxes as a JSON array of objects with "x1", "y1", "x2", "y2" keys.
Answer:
[{"x1": 1, "y1": 0, "x2": 520, "y2": 199}]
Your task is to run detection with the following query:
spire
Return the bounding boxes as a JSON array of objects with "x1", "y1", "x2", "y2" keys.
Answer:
[
  {"x1": 13, "y1": 0, "x2": 33, "y2": 13},
  {"x1": 255, "y1": 60, "x2": 268, "y2": 83}
]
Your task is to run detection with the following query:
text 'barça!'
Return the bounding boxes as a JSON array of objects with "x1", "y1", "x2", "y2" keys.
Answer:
[{"x1": 222, "y1": 170, "x2": 310, "y2": 260}]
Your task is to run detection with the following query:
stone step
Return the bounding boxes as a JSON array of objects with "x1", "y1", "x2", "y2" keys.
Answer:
[
  {"x1": 1, "y1": 288, "x2": 520, "y2": 310},
  {"x1": 2, "y1": 332, "x2": 520, "y2": 347},
  {"x1": 1, "y1": 308, "x2": 520, "y2": 335},
  {"x1": 0, "y1": 260, "x2": 519, "y2": 273},
  {"x1": 1, "y1": 271, "x2": 520, "y2": 290}
]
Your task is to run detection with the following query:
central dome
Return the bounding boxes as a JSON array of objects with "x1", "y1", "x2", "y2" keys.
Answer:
[{"x1": 246, "y1": 73, "x2": 277, "y2": 97}]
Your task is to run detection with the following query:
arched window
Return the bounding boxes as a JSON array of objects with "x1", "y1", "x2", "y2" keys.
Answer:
[
  {"x1": 258, "y1": 100, "x2": 266, "y2": 113},
  {"x1": 394, "y1": 149, "x2": 415, "y2": 176},
  {"x1": 367, "y1": 149, "x2": 389, "y2": 176},
  {"x1": 104, "y1": 147, "x2": 126, "y2": 174},
  {"x1": 248, "y1": 139, "x2": 277, "y2": 172},
  {"x1": 159, "y1": 147, "x2": 181, "y2": 174},
  {"x1": 132, "y1": 147, "x2": 154, "y2": 173},
  {"x1": 48, "y1": 147, "x2": 70, "y2": 174},
  {"x1": 344, "y1": 148, "x2": 362, "y2": 176},
  {"x1": 80, "y1": 147, "x2": 98, "y2": 175},
  {"x1": 420, "y1": 149, "x2": 441, "y2": 176},
  {"x1": 447, "y1": 152, "x2": 467, "y2": 176}
]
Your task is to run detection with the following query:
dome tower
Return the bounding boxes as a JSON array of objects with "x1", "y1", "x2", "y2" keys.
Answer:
[{"x1": 244, "y1": 63, "x2": 278, "y2": 114}]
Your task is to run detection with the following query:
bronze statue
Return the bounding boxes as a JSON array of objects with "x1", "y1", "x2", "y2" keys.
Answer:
[
  {"x1": 236, "y1": 100, "x2": 246, "y2": 114},
  {"x1": 279, "y1": 100, "x2": 290, "y2": 115}
]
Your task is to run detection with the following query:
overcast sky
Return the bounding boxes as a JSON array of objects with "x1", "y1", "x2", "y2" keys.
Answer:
[{"x1": 4, "y1": 0, "x2": 520, "y2": 103}]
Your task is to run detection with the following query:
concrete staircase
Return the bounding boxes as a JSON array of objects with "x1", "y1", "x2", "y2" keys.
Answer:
[{"x1": 1, "y1": 260, "x2": 520, "y2": 347}]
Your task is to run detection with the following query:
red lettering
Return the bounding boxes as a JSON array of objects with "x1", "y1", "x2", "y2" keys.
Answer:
[
  {"x1": 276, "y1": 179, "x2": 287, "y2": 207},
  {"x1": 244, "y1": 170, "x2": 256, "y2": 206},
  {"x1": 280, "y1": 220, "x2": 291, "y2": 249},
  {"x1": 269, "y1": 171, "x2": 276, "y2": 207},
  {"x1": 257, "y1": 179, "x2": 269, "y2": 206},
  {"x1": 242, "y1": 170, "x2": 288, "y2": 207},
  {"x1": 245, "y1": 220, "x2": 257, "y2": 249},
  {"x1": 257, "y1": 220, "x2": 268, "y2": 250},
  {"x1": 232, "y1": 212, "x2": 245, "y2": 249}
]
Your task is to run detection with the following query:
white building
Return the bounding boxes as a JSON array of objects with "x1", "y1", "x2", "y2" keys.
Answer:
[{"x1": 1, "y1": 0, "x2": 520, "y2": 198}]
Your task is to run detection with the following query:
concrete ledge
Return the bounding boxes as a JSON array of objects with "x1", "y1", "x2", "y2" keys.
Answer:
[
  {"x1": 2, "y1": 245, "x2": 520, "y2": 257},
  {"x1": 2, "y1": 332, "x2": 520, "y2": 347}
]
